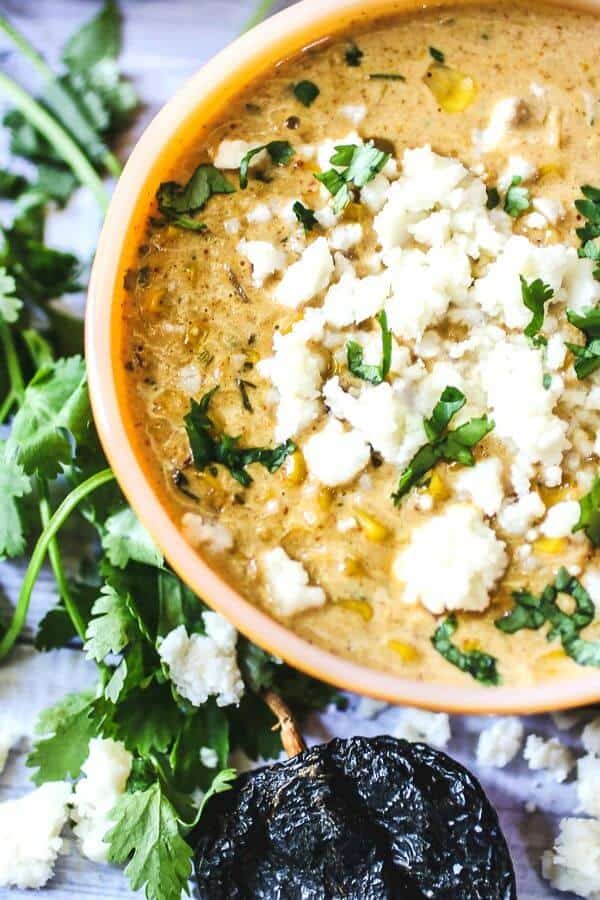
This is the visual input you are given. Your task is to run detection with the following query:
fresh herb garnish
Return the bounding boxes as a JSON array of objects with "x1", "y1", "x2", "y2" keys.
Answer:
[
  {"x1": 431, "y1": 616, "x2": 500, "y2": 685},
  {"x1": 315, "y1": 141, "x2": 390, "y2": 214},
  {"x1": 236, "y1": 378, "x2": 255, "y2": 412},
  {"x1": 485, "y1": 186, "x2": 500, "y2": 209},
  {"x1": 292, "y1": 200, "x2": 318, "y2": 232},
  {"x1": 575, "y1": 184, "x2": 600, "y2": 280},
  {"x1": 392, "y1": 387, "x2": 494, "y2": 505},
  {"x1": 368, "y1": 73, "x2": 406, "y2": 81},
  {"x1": 565, "y1": 305, "x2": 600, "y2": 379},
  {"x1": 239, "y1": 140, "x2": 294, "y2": 189},
  {"x1": 573, "y1": 474, "x2": 600, "y2": 547},
  {"x1": 504, "y1": 175, "x2": 530, "y2": 217},
  {"x1": 346, "y1": 311, "x2": 391, "y2": 385},
  {"x1": 156, "y1": 164, "x2": 235, "y2": 230},
  {"x1": 543, "y1": 373, "x2": 552, "y2": 389},
  {"x1": 429, "y1": 46, "x2": 446, "y2": 63},
  {"x1": 520, "y1": 275, "x2": 554, "y2": 339},
  {"x1": 184, "y1": 387, "x2": 295, "y2": 486},
  {"x1": 344, "y1": 41, "x2": 364, "y2": 66},
  {"x1": 292, "y1": 80, "x2": 319, "y2": 107},
  {"x1": 495, "y1": 568, "x2": 600, "y2": 668}
]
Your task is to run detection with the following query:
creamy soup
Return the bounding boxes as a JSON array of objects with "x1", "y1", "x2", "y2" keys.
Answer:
[{"x1": 121, "y1": 2, "x2": 600, "y2": 688}]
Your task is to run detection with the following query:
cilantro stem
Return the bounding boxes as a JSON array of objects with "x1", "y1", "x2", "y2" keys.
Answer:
[
  {"x1": 0, "y1": 318, "x2": 24, "y2": 405},
  {"x1": 0, "y1": 72, "x2": 109, "y2": 212},
  {"x1": 37, "y1": 476, "x2": 86, "y2": 642},
  {"x1": 0, "y1": 14, "x2": 121, "y2": 178},
  {"x1": 0, "y1": 467, "x2": 115, "y2": 660},
  {"x1": 0, "y1": 389, "x2": 16, "y2": 424},
  {"x1": 241, "y1": 0, "x2": 278, "y2": 32}
]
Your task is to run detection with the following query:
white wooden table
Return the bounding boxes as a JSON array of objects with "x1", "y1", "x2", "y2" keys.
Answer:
[{"x1": 0, "y1": 2, "x2": 593, "y2": 897}]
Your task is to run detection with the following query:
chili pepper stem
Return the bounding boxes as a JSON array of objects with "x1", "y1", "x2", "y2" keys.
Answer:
[{"x1": 262, "y1": 689, "x2": 306, "y2": 757}]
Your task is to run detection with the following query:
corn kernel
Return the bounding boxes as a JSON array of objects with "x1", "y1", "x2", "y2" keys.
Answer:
[
  {"x1": 461, "y1": 638, "x2": 481, "y2": 653},
  {"x1": 534, "y1": 537, "x2": 567, "y2": 555},
  {"x1": 317, "y1": 488, "x2": 334, "y2": 510},
  {"x1": 538, "y1": 484, "x2": 572, "y2": 507},
  {"x1": 538, "y1": 162, "x2": 564, "y2": 179},
  {"x1": 428, "y1": 471, "x2": 450, "y2": 501},
  {"x1": 534, "y1": 647, "x2": 567, "y2": 677},
  {"x1": 342, "y1": 556, "x2": 365, "y2": 577},
  {"x1": 387, "y1": 639, "x2": 419, "y2": 663},
  {"x1": 354, "y1": 507, "x2": 389, "y2": 542},
  {"x1": 337, "y1": 597, "x2": 373, "y2": 621},
  {"x1": 423, "y1": 64, "x2": 477, "y2": 112},
  {"x1": 245, "y1": 348, "x2": 260, "y2": 364},
  {"x1": 285, "y1": 451, "x2": 307, "y2": 485}
]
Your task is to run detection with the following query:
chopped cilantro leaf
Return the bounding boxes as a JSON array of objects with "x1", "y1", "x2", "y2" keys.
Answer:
[
  {"x1": 576, "y1": 184, "x2": 600, "y2": 280},
  {"x1": 573, "y1": 474, "x2": 600, "y2": 547},
  {"x1": 84, "y1": 583, "x2": 133, "y2": 662},
  {"x1": 345, "y1": 41, "x2": 363, "y2": 66},
  {"x1": 520, "y1": 275, "x2": 554, "y2": 338},
  {"x1": 293, "y1": 80, "x2": 319, "y2": 107},
  {"x1": 431, "y1": 616, "x2": 500, "y2": 685},
  {"x1": 184, "y1": 387, "x2": 295, "y2": 486},
  {"x1": 0, "y1": 266, "x2": 22, "y2": 323},
  {"x1": 0, "y1": 169, "x2": 28, "y2": 199},
  {"x1": 566, "y1": 305, "x2": 600, "y2": 379},
  {"x1": 495, "y1": 567, "x2": 599, "y2": 667},
  {"x1": 292, "y1": 200, "x2": 318, "y2": 232},
  {"x1": 315, "y1": 141, "x2": 390, "y2": 213},
  {"x1": 157, "y1": 163, "x2": 235, "y2": 230},
  {"x1": 429, "y1": 46, "x2": 445, "y2": 63},
  {"x1": 504, "y1": 175, "x2": 530, "y2": 217},
  {"x1": 239, "y1": 140, "x2": 294, "y2": 189},
  {"x1": 27, "y1": 692, "x2": 99, "y2": 784},
  {"x1": 0, "y1": 441, "x2": 30, "y2": 559},
  {"x1": 392, "y1": 387, "x2": 494, "y2": 504},
  {"x1": 102, "y1": 506, "x2": 163, "y2": 569},
  {"x1": 543, "y1": 373, "x2": 552, "y2": 389},
  {"x1": 485, "y1": 186, "x2": 500, "y2": 209},
  {"x1": 346, "y1": 311, "x2": 391, "y2": 384},
  {"x1": 368, "y1": 73, "x2": 406, "y2": 81}
]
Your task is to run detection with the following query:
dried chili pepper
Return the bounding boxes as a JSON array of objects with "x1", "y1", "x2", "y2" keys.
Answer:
[{"x1": 194, "y1": 696, "x2": 517, "y2": 899}]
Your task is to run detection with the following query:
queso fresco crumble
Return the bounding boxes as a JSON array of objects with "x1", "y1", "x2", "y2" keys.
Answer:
[{"x1": 122, "y1": 3, "x2": 600, "y2": 688}]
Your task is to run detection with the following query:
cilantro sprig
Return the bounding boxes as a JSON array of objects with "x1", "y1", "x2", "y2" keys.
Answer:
[
  {"x1": 239, "y1": 140, "x2": 294, "y2": 189},
  {"x1": 573, "y1": 474, "x2": 600, "y2": 547},
  {"x1": 495, "y1": 567, "x2": 599, "y2": 668},
  {"x1": 346, "y1": 311, "x2": 392, "y2": 384},
  {"x1": 431, "y1": 616, "x2": 500, "y2": 685},
  {"x1": 575, "y1": 184, "x2": 600, "y2": 280},
  {"x1": 292, "y1": 80, "x2": 319, "y2": 107},
  {"x1": 566, "y1": 305, "x2": 600, "y2": 379},
  {"x1": 315, "y1": 141, "x2": 390, "y2": 214},
  {"x1": 520, "y1": 275, "x2": 554, "y2": 339},
  {"x1": 392, "y1": 386, "x2": 494, "y2": 505},
  {"x1": 504, "y1": 175, "x2": 530, "y2": 218},
  {"x1": 292, "y1": 200, "x2": 318, "y2": 232},
  {"x1": 184, "y1": 387, "x2": 296, "y2": 486},
  {"x1": 157, "y1": 164, "x2": 235, "y2": 231}
]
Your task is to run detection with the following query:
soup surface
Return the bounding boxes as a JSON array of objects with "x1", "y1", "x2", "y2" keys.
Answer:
[{"x1": 121, "y1": 2, "x2": 600, "y2": 688}]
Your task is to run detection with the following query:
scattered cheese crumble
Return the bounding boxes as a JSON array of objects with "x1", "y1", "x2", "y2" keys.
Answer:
[
  {"x1": 523, "y1": 734, "x2": 575, "y2": 783},
  {"x1": 542, "y1": 818, "x2": 600, "y2": 899},
  {"x1": 261, "y1": 547, "x2": 326, "y2": 617},
  {"x1": 393, "y1": 709, "x2": 451, "y2": 749},
  {"x1": 476, "y1": 717, "x2": 524, "y2": 768}
]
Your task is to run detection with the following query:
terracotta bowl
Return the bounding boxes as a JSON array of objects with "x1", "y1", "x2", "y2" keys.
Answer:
[{"x1": 86, "y1": 0, "x2": 600, "y2": 714}]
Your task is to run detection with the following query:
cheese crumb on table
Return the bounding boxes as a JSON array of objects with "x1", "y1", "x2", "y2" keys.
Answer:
[
  {"x1": 393, "y1": 503, "x2": 507, "y2": 614},
  {"x1": 582, "y1": 718, "x2": 600, "y2": 756},
  {"x1": 158, "y1": 614, "x2": 244, "y2": 707},
  {"x1": 0, "y1": 782, "x2": 72, "y2": 889},
  {"x1": 542, "y1": 818, "x2": 600, "y2": 898},
  {"x1": 393, "y1": 709, "x2": 451, "y2": 749},
  {"x1": 261, "y1": 546, "x2": 326, "y2": 617},
  {"x1": 523, "y1": 734, "x2": 575, "y2": 783},
  {"x1": 71, "y1": 738, "x2": 132, "y2": 864},
  {"x1": 476, "y1": 717, "x2": 524, "y2": 767},
  {"x1": 576, "y1": 754, "x2": 600, "y2": 818}
]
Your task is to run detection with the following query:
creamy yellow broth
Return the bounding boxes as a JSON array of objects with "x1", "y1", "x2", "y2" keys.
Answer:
[{"x1": 122, "y1": 3, "x2": 600, "y2": 688}]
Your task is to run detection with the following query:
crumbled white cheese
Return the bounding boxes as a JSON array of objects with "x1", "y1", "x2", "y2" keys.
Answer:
[
  {"x1": 360, "y1": 173, "x2": 390, "y2": 212},
  {"x1": 582, "y1": 718, "x2": 600, "y2": 756},
  {"x1": 385, "y1": 250, "x2": 451, "y2": 340},
  {"x1": 476, "y1": 717, "x2": 524, "y2": 767},
  {"x1": 540, "y1": 500, "x2": 580, "y2": 538},
  {"x1": 323, "y1": 376, "x2": 407, "y2": 463},
  {"x1": 480, "y1": 335, "x2": 569, "y2": 494},
  {"x1": 177, "y1": 363, "x2": 202, "y2": 395},
  {"x1": 454, "y1": 458, "x2": 504, "y2": 517},
  {"x1": 0, "y1": 719, "x2": 21, "y2": 774},
  {"x1": 472, "y1": 96, "x2": 522, "y2": 152},
  {"x1": 328, "y1": 222, "x2": 363, "y2": 252},
  {"x1": 394, "y1": 710, "x2": 451, "y2": 749},
  {"x1": 340, "y1": 104, "x2": 366, "y2": 125},
  {"x1": 274, "y1": 237, "x2": 334, "y2": 307},
  {"x1": 224, "y1": 217, "x2": 240, "y2": 234},
  {"x1": 303, "y1": 417, "x2": 370, "y2": 486},
  {"x1": 71, "y1": 738, "x2": 132, "y2": 864},
  {"x1": 497, "y1": 491, "x2": 546, "y2": 534},
  {"x1": 200, "y1": 747, "x2": 219, "y2": 769},
  {"x1": 542, "y1": 818, "x2": 600, "y2": 898},
  {"x1": 237, "y1": 238, "x2": 286, "y2": 287},
  {"x1": 337, "y1": 516, "x2": 358, "y2": 533},
  {"x1": 212, "y1": 139, "x2": 265, "y2": 170},
  {"x1": 181, "y1": 512, "x2": 234, "y2": 553},
  {"x1": 158, "y1": 615, "x2": 244, "y2": 707},
  {"x1": 0, "y1": 782, "x2": 72, "y2": 889},
  {"x1": 523, "y1": 735, "x2": 574, "y2": 783},
  {"x1": 533, "y1": 196, "x2": 565, "y2": 225},
  {"x1": 393, "y1": 503, "x2": 507, "y2": 614},
  {"x1": 576, "y1": 754, "x2": 600, "y2": 818},
  {"x1": 257, "y1": 311, "x2": 325, "y2": 441},
  {"x1": 246, "y1": 202, "x2": 272, "y2": 224},
  {"x1": 321, "y1": 270, "x2": 390, "y2": 328},
  {"x1": 261, "y1": 547, "x2": 326, "y2": 617}
]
